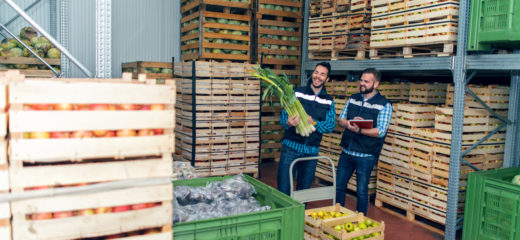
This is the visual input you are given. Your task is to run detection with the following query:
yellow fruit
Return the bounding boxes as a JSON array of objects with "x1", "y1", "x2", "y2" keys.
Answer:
[
  {"x1": 335, "y1": 212, "x2": 343, "y2": 218},
  {"x1": 318, "y1": 211, "x2": 325, "y2": 218},
  {"x1": 310, "y1": 212, "x2": 318, "y2": 219}
]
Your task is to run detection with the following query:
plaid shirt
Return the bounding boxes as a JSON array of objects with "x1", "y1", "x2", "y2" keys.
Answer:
[
  {"x1": 280, "y1": 97, "x2": 336, "y2": 155},
  {"x1": 339, "y1": 92, "x2": 392, "y2": 157}
]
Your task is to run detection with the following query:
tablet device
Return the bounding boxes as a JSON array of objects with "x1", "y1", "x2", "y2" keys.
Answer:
[{"x1": 350, "y1": 120, "x2": 373, "y2": 129}]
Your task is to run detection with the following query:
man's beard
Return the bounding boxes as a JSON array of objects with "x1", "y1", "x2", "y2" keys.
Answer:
[
  {"x1": 360, "y1": 85, "x2": 374, "y2": 94},
  {"x1": 312, "y1": 78, "x2": 326, "y2": 89}
]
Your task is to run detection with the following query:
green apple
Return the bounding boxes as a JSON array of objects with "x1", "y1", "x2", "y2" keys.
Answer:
[
  {"x1": 512, "y1": 174, "x2": 520, "y2": 185},
  {"x1": 344, "y1": 222, "x2": 354, "y2": 232},
  {"x1": 358, "y1": 222, "x2": 368, "y2": 229},
  {"x1": 364, "y1": 218, "x2": 374, "y2": 227},
  {"x1": 334, "y1": 224, "x2": 342, "y2": 231}
]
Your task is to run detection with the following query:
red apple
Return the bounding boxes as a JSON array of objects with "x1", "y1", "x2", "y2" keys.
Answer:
[
  {"x1": 94, "y1": 207, "x2": 111, "y2": 214},
  {"x1": 112, "y1": 205, "x2": 131, "y2": 212},
  {"x1": 116, "y1": 129, "x2": 136, "y2": 137},
  {"x1": 150, "y1": 104, "x2": 165, "y2": 111},
  {"x1": 137, "y1": 129, "x2": 154, "y2": 136},
  {"x1": 54, "y1": 103, "x2": 73, "y2": 111},
  {"x1": 105, "y1": 131, "x2": 116, "y2": 137},
  {"x1": 131, "y1": 203, "x2": 148, "y2": 210},
  {"x1": 30, "y1": 132, "x2": 50, "y2": 139},
  {"x1": 53, "y1": 211, "x2": 73, "y2": 219},
  {"x1": 50, "y1": 132, "x2": 70, "y2": 138},
  {"x1": 71, "y1": 130, "x2": 93, "y2": 138},
  {"x1": 108, "y1": 105, "x2": 117, "y2": 111},
  {"x1": 74, "y1": 104, "x2": 90, "y2": 110},
  {"x1": 31, "y1": 212, "x2": 53, "y2": 220},
  {"x1": 89, "y1": 104, "x2": 109, "y2": 111},
  {"x1": 118, "y1": 104, "x2": 137, "y2": 110},
  {"x1": 31, "y1": 104, "x2": 52, "y2": 110},
  {"x1": 145, "y1": 202, "x2": 160, "y2": 208},
  {"x1": 141, "y1": 105, "x2": 151, "y2": 110},
  {"x1": 152, "y1": 129, "x2": 164, "y2": 135},
  {"x1": 23, "y1": 105, "x2": 35, "y2": 110}
]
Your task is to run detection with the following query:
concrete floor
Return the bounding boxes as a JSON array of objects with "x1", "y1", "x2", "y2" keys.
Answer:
[{"x1": 257, "y1": 161, "x2": 451, "y2": 240}]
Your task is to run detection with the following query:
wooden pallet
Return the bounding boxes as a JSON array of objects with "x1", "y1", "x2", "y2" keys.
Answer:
[
  {"x1": 309, "y1": 48, "x2": 368, "y2": 60},
  {"x1": 0, "y1": 56, "x2": 60, "y2": 78},
  {"x1": 446, "y1": 84, "x2": 510, "y2": 110},
  {"x1": 375, "y1": 191, "x2": 446, "y2": 235},
  {"x1": 122, "y1": 61, "x2": 174, "y2": 80},
  {"x1": 372, "y1": 2, "x2": 459, "y2": 29}
]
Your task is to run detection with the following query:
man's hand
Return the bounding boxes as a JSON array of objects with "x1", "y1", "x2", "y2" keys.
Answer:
[
  {"x1": 307, "y1": 116, "x2": 314, "y2": 124},
  {"x1": 287, "y1": 115, "x2": 301, "y2": 127},
  {"x1": 346, "y1": 119, "x2": 360, "y2": 133},
  {"x1": 353, "y1": 116, "x2": 364, "y2": 120},
  {"x1": 338, "y1": 118, "x2": 348, "y2": 128}
]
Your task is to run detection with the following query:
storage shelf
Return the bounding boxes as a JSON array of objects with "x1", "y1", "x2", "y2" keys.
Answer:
[{"x1": 303, "y1": 54, "x2": 520, "y2": 74}]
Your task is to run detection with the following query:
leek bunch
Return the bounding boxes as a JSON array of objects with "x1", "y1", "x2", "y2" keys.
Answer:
[{"x1": 250, "y1": 67, "x2": 316, "y2": 137}]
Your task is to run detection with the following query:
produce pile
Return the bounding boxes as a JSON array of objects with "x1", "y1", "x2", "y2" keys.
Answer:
[
  {"x1": 0, "y1": 26, "x2": 61, "y2": 71},
  {"x1": 173, "y1": 174, "x2": 270, "y2": 223},
  {"x1": 172, "y1": 161, "x2": 197, "y2": 180}
]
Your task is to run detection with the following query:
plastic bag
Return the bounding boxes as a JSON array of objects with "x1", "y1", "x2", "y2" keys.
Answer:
[{"x1": 173, "y1": 174, "x2": 270, "y2": 223}]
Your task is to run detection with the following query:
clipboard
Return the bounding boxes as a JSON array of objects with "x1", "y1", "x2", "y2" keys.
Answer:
[{"x1": 350, "y1": 120, "x2": 373, "y2": 129}]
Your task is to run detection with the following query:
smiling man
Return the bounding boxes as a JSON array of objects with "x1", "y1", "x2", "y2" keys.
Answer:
[
  {"x1": 336, "y1": 68, "x2": 392, "y2": 215},
  {"x1": 277, "y1": 62, "x2": 336, "y2": 196}
]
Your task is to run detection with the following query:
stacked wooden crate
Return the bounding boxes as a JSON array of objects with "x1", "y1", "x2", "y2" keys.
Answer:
[
  {"x1": 174, "y1": 61, "x2": 260, "y2": 177},
  {"x1": 256, "y1": 0, "x2": 303, "y2": 85},
  {"x1": 0, "y1": 79, "x2": 9, "y2": 240},
  {"x1": 376, "y1": 83, "x2": 509, "y2": 227},
  {"x1": 409, "y1": 83, "x2": 447, "y2": 104},
  {"x1": 2, "y1": 70, "x2": 174, "y2": 239},
  {"x1": 375, "y1": 103, "x2": 452, "y2": 225},
  {"x1": 260, "y1": 97, "x2": 284, "y2": 162},
  {"x1": 0, "y1": 57, "x2": 60, "y2": 78},
  {"x1": 369, "y1": 0, "x2": 459, "y2": 59},
  {"x1": 308, "y1": 0, "x2": 372, "y2": 60},
  {"x1": 181, "y1": 0, "x2": 252, "y2": 62}
]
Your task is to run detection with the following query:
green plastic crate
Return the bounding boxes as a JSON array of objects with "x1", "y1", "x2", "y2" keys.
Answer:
[
  {"x1": 173, "y1": 175, "x2": 304, "y2": 240},
  {"x1": 468, "y1": 0, "x2": 520, "y2": 50},
  {"x1": 462, "y1": 167, "x2": 520, "y2": 240}
]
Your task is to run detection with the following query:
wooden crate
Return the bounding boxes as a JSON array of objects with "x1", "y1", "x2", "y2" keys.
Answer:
[
  {"x1": 446, "y1": 84, "x2": 510, "y2": 110},
  {"x1": 434, "y1": 107, "x2": 506, "y2": 133},
  {"x1": 369, "y1": 22, "x2": 457, "y2": 57},
  {"x1": 121, "y1": 61, "x2": 174, "y2": 80},
  {"x1": 409, "y1": 83, "x2": 447, "y2": 104},
  {"x1": 350, "y1": 0, "x2": 372, "y2": 13},
  {"x1": 257, "y1": 0, "x2": 303, "y2": 19},
  {"x1": 395, "y1": 103, "x2": 436, "y2": 128},
  {"x1": 5, "y1": 73, "x2": 174, "y2": 240},
  {"x1": 304, "y1": 204, "x2": 357, "y2": 238},
  {"x1": 0, "y1": 56, "x2": 60, "y2": 78},
  {"x1": 321, "y1": 213, "x2": 385, "y2": 240},
  {"x1": 371, "y1": 2, "x2": 459, "y2": 29},
  {"x1": 181, "y1": 2, "x2": 252, "y2": 62},
  {"x1": 0, "y1": 78, "x2": 8, "y2": 240},
  {"x1": 257, "y1": 16, "x2": 302, "y2": 66}
]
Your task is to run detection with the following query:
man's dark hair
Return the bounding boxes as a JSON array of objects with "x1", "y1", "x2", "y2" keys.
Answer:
[
  {"x1": 362, "y1": 68, "x2": 381, "y2": 82},
  {"x1": 316, "y1": 62, "x2": 331, "y2": 77}
]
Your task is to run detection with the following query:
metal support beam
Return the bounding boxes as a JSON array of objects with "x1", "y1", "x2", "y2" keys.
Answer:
[
  {"x1": 95, "y1": 0, "x2": 112, "y2": 78},
  {"x1": 4, "y1": 0, "x2": 93, "y2": 77},
  {"x1": 49, "y1": 0, "x2": 57, "y2": 37},
  {"x1": 504, "y1": 70, "x2": 520, "y2": 167},
  {"x1": 445, "y1": 0, "x2": 470, "y2": 237},
  {"x1": 300, "y1": 0, "x2": 310, "y2": 86},
  {"x1": 58, "y1": 0, "x2": 70, "y2": 77},
  {"x1": 466, "y1": 87, "x2": 510, "y2": 123},
  {"x1": 0, "y1": 22, "x2": 59, "y2": 77}
]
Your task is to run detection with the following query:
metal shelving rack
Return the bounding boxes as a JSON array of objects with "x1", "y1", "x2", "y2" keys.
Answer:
[{"x1": 299, "y1": 0, "x2": 520, "y2": 239}]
